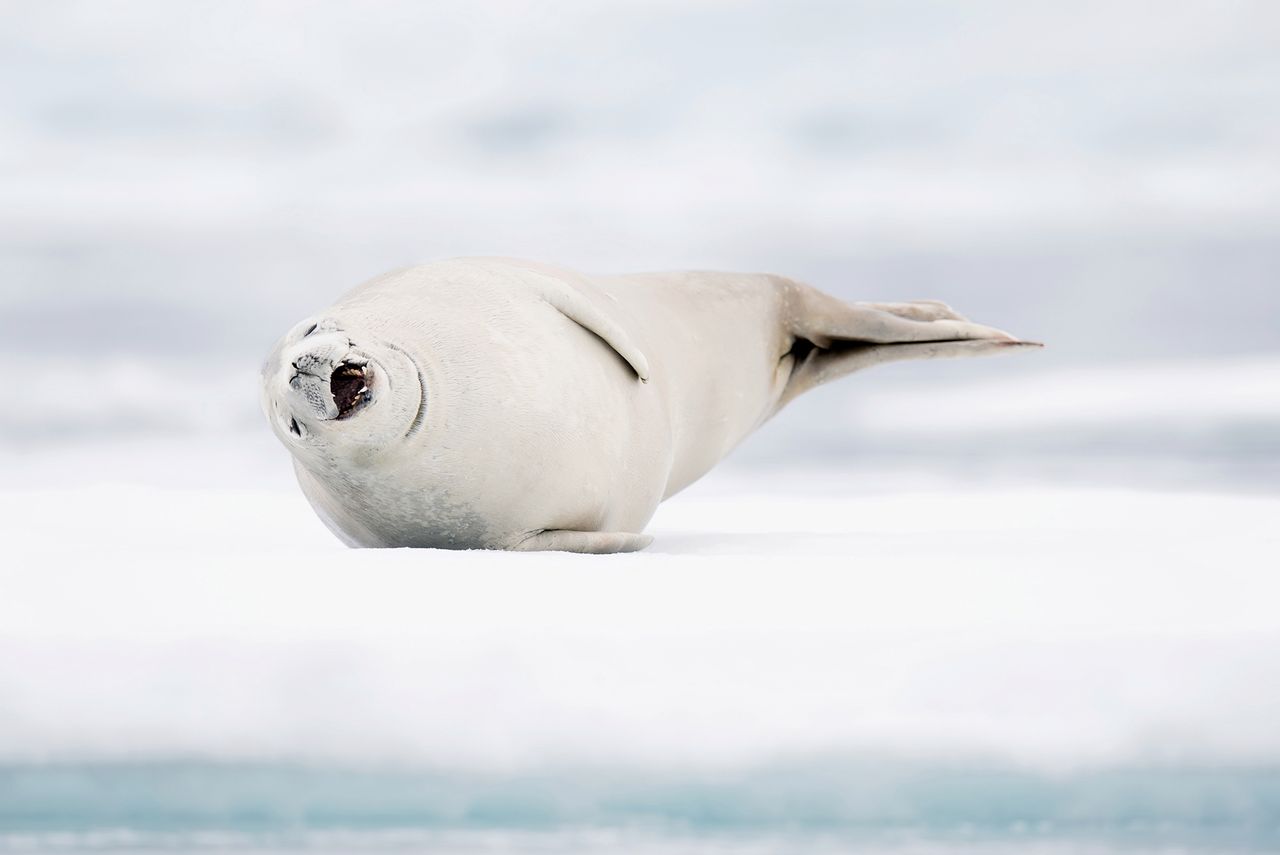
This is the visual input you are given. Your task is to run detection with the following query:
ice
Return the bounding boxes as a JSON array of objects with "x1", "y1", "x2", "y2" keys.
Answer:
[{"x1": 3, "y1": 472, "x2": 1278, "y2": 774}]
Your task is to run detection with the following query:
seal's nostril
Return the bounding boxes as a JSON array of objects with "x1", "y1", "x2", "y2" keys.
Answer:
[{"x1": 289, "y1": 417, "x2": 302, "y2": 436}]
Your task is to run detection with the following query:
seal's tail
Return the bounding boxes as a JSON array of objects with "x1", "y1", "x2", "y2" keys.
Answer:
[{"x1": 777, "y1": 285, "x2": 1041, "y2": 407}]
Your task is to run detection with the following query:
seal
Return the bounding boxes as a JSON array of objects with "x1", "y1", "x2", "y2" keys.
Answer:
[{"x1": 261, "y1": 257, "x2": 1038, "y2": 552}]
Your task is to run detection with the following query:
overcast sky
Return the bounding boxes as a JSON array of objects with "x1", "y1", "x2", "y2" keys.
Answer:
[{"x1": 2, "y1": 0, "x2": 1277, "y2": 363}]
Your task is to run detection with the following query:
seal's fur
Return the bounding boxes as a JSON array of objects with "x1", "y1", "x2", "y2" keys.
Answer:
[{"x1": 261, "y1": 258, "x2": 1037, "y2": 552}]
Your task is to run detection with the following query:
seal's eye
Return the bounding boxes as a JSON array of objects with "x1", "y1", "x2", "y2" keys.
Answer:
[
  {"x1": 331, "y1": 363, "x2": 370, "y2": 418},
  {"x1": 288, "y1": 417, "x2": 303, "y2": 437},
  {"x1": 302, "y1": 323, "x2": 319, "y2": 337}
]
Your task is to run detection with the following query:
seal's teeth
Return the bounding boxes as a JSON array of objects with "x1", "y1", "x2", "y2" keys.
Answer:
[{"x1": 330, "y1": 362, "x2": 370, "y2": 418}]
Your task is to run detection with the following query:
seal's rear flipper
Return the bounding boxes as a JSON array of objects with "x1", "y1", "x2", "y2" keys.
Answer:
[
  {"x1": 779, "y1": 285, "x2": 1041, "y2": 406},
  {"x1": 514, "y1": 530, "x2": 653, "y2": 554}
]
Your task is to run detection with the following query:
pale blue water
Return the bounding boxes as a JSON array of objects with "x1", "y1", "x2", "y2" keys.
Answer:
[{"x1": 3, "y1": 763, "x2": 1279, "y2": 853}]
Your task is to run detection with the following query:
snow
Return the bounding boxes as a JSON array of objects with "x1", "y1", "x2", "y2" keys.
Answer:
[{"x1": 4, "y1": 472, "x2": 1278, "y2": 774}]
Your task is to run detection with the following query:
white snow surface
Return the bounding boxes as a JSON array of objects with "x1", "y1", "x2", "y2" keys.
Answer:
[{"x1": 4, "y1": 473, "x2": 1279, "y2": 773}]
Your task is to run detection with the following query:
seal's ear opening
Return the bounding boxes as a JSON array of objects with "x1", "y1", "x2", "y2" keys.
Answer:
[{"x1": 331, "y1": 363, "x2": 370, "y2": 419}]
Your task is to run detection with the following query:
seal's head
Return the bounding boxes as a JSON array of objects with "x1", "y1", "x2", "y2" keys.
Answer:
[{"x1": 260, "y1": 316, "x2": 426, "y2": 461}]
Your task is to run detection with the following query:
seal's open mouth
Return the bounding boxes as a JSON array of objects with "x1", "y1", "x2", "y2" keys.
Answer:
[{"x1": 331, "y1": 362, "x2": 371, "y2": 419}]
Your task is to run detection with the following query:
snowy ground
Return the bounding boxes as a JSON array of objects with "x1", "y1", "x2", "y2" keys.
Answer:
[
  {"x1": 6, "y1": 474, "x2": 1280, "y2": 769},
  {"x1": 4, "y1": 453, "x2": 1280, "y2": 850}
]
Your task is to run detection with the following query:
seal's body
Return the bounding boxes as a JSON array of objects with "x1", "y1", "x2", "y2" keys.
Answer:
[{"x1": 261, "y1": 258, "x2": 1036, "y2": 552}]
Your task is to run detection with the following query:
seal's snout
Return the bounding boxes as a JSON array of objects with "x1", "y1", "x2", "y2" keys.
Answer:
[{"x1": 280, "y1": 327, "x2": 374, "y2": 423}]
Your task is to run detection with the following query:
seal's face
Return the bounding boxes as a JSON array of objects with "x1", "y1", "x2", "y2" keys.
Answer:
[{"x1": 260, "y1": 316, "x2": 426, "y2": 461}]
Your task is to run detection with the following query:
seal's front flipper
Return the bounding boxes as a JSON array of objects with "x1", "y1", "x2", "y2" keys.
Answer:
[
  {"x1": 514, "y1": 529, "x2": 653, "y2": 554},
  {"x1": 535, "y1": 278, "x2": 651, "y2": 382}
]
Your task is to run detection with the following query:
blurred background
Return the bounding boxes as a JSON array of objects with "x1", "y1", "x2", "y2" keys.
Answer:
[
  {"x1": 3, "y1": 2, "x2": 1279, "y2": 853},
  {"x1": 3, "y1": 0, "x2": 1277, "y2": 490}
]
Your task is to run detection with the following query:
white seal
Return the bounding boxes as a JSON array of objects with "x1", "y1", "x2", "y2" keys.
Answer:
[{"x1": 261, "y1": 257, "x2": 1037, "y2": 552}]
